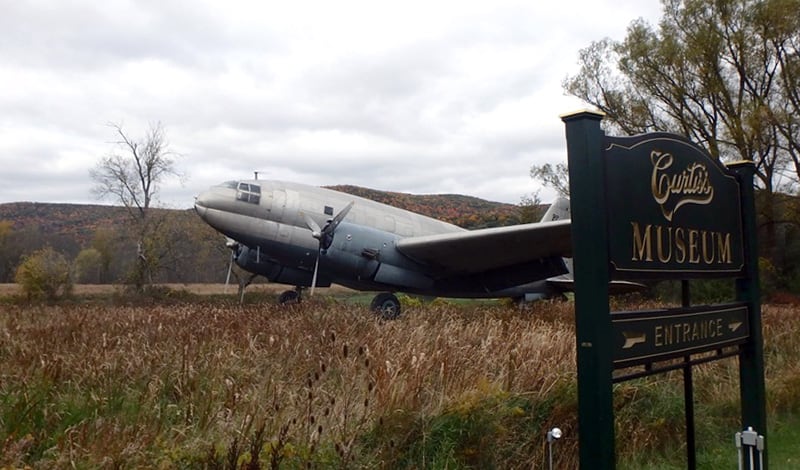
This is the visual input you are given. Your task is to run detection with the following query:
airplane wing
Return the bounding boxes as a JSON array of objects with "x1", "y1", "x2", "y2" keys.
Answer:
[{"x1": 395, "y1": 220, "x2": 572, "y2": 274}]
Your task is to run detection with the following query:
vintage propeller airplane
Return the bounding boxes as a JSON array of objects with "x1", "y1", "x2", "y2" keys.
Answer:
[{"x1": 194, "y1": 179, "x2": 607, "y2": 317}]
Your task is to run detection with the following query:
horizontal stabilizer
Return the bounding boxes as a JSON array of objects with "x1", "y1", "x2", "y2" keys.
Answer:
[{"x1": 546, "y1": 275, "x2": 647, "y2": 295}]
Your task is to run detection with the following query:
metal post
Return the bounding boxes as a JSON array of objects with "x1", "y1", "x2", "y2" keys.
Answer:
[
  {"x1": 682, "y1": 280, "x2": 696, "y2": 470},
  {"x1": 736, "y1": 427, "x2": 765, "y2": 470},
  {"x1": 547, "y1": 427, "x2": 562, "y2": 470}
]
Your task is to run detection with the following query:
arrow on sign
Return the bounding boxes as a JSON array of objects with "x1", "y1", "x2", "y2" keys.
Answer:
[
  {"x1": 622, "y1": 331, "x2": 647, "y2": 349},
  {"x1": 728, "y1": 321, "x2": 743, "y2": 332}
]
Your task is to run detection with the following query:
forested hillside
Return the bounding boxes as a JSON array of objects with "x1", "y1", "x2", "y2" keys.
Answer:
[
  {"x1": 327, "y1": 185, "x2": 529, "y2": 228},
  {"x1": 0, "y1": 187, "x2": 531, "y2": 284}
]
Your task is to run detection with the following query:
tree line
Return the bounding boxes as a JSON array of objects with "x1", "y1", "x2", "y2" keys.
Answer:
[
  {"x1": 9, "y1": 0, "x2": 800, "y2": 297},
  {"x1": 0, "y1": 207, "x2": 231, "y2": 298},
  {"x1": 533, "y1": 0, "x2": 800, "y2": 294}
]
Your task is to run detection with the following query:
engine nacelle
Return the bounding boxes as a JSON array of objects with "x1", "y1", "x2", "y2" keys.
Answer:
[
  {"x1": 236, "y1": 245, "x2": 329, "y2": 287},
  {"x1": 321, "y1": 222, "x2": 433, "y2": 289}
]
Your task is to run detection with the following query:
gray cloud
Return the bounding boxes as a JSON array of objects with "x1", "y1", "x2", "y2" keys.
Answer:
[{"x1": 0, "y1": 0, "x2": 663, "y2": 207}]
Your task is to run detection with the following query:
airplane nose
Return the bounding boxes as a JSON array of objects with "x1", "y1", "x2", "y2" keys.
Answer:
[{"x1": 194, "y1": 191, "x2": 210, "y2": 219}]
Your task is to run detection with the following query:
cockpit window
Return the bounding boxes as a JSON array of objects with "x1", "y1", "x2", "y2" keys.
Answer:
[
  {"x1": 223, "y1": 181, "x2": 238, "y2": 189},
  {"x1": 236, "y1": 182, "x2": 261, "y2": 204}
]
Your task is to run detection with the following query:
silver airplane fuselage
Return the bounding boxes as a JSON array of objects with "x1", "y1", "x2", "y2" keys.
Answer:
[{"x1": 194, "y1": 179, "x2": 564, "y2": 299}]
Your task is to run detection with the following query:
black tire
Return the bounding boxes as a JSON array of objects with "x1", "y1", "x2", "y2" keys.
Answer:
[
  {"x1": 370, "y1": 293, "x2": 401, "y2": 319},
  {"x1": 278, "y1": 290, "x2": 300, "y2": 305}
]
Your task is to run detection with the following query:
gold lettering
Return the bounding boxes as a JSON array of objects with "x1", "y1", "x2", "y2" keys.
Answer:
[
  {"x1": 630, "y1": 222, "x2": 736, "y2": 267},
  {"x1": 650, "y1": 317, "x2": 730, "y2": 351},
  {"x1": 656, "y1": 226, "x2": 673, "y2": 263},
  {"x1": 651, "y1": 152, "x2": 674, "y2": 206},
  {"x1": 702, "y1": 231, "x2": 715, "y2": 264},
  {"x1": 717, "y1": 232, "x2": 732, "y2": 264},
  {"x1": 650, "y1": 151, "x2": 715, "y2": 221},
  {"x1": 632, "y1": 222, "x2": 653, "y2": 262},
  {"x1": 689, "y1": 230, "x2": 700, "y2": 263},
  {"x1": 675, "y1": 228, "x2": 687, "y2": 263}
]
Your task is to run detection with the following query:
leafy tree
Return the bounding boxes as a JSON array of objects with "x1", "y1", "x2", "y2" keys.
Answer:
[
  {"x1": 90, "y1": 122, "x2": 183, "y2": 292},
  {"x1": 0, "y1": 222, "x2": 47, "y2": 282},
  {"x1": 0, "y1": 220, "x2": 15, "y2": 282},
  {"x1": 15, "y1": 246, "x2": 73, "y2": 300},
  {"x1": 73, "y1": 248, "x2": 103, "y2": 284},
  {"x1": 518, "y1": 191, "x2": 544, "y2": 223},
  {"x1": 529, "y1": 163, "x2": 570, "y2": 198},
  {"x1": 563, "y1": 0, "x2": 800, "y2": 280},
  {"x1": 90, "y1": 227, "x2": 117, "y2": 283},
  {"x1": 565, "y1": 0, "x2": 800, "y2": 177}
]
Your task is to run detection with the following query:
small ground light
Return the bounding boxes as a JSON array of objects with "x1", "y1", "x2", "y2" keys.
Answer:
[{"x1": 547, "y1": 427, "x2": 562, "y2": 470}]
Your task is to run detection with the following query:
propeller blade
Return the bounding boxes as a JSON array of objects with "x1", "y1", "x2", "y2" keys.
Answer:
[
  {"x1": 223, "y1": 238, "x2": 239, "y2": 295},
  {"x1": 324, "y1": 201, "x2": 354, "y2": 236},
  {"x1": 303, "y1": 212, "x2": 322, "y2": 239},
  {"x1": 306, "y1": 202, "x2": 353, "y2": 296},
  {"x1": 224, "y1": 253, "x2": 233, "y2": 294},
  {"x1": 310, "y1": 248, "x2": 321, "y2": 297}
]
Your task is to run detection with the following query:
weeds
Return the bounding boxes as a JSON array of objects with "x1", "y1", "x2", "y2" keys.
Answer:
[{"x1": 0, "y1": 299, "x2": 798, "y2": 467}]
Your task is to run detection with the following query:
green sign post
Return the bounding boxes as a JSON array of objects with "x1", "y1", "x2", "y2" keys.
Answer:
[{"x1": 562, "y1": 111, "x2": 767, "y2": 469}]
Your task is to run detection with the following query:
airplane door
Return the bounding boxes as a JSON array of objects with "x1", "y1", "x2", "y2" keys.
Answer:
[
  {"x1": 285, "y1": 189, "x2": 299, "y2": 224},
  {"x1": 273, "y1": 189, "x2": 300, "y2": 244},
  {"x1": 273, "y1": 190, "x2": 286, "y2": 219},
  {"x1": 272, "y1": 190, "x2": 292, "y2": 244}
]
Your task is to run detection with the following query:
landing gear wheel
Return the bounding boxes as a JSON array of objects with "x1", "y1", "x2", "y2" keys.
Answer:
[
  {"x1": 278, "y1": 289, "x2": 301, "y2": 305},
  {"x1": 370, "y1": 293, "x2": 401, "y2": 319}
]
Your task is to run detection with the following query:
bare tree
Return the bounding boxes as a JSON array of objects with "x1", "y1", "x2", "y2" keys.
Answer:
[{"x1": 90, "y1": 122, "x2": 182, "y2": 291}]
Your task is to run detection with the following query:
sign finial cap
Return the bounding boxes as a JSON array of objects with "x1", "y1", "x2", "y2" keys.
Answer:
[{"x1": 560, "y1": 109, "x2": 605, "y2": 122}]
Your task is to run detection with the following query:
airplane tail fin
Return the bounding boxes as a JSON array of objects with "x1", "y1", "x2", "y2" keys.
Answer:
[
  {"x1": 541, "y1": 198, "x2": 573, "y2": 275},
  {"x1": 540, "y1": 197, "x2": 570, "y2": 223},
  {"x1": 538, "y1": 197, "x2": 647, "y2": 296}
]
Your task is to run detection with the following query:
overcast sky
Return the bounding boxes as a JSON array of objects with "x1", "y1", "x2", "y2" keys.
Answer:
[{"x1": 0, "y1": 0, "x2": 662, "y2": 208}]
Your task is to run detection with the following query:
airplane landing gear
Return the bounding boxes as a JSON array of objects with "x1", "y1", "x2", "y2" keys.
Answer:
[
  {"x1": 371, "y1": 292, "x2": 401, "y2": 319},
  {"x1": 278, "y1": 288, "x2": 303, "y2": 305}
]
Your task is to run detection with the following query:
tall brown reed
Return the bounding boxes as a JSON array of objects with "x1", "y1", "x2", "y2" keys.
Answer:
[{"x1": 1, "y1": 299, "x2": 797, "y2": 468}]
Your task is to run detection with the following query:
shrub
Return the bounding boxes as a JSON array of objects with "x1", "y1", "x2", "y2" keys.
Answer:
[{"x1": 14, "y1": 246, "x2": 73, "y2": 300}]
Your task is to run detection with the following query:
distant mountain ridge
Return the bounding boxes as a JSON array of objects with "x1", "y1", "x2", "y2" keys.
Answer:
[
  {"x1": 0, "y1": 186, "x2": 534, "y2": 283},
  {"x1": 0, "y1": 202, "x2": 134, "y2": 248},
  {"x1": 327, "y1": 185, "x2": 524, "y2": 228},
  {"x1": 0, "y1": 185, "x2": 526, "y2": 239}
]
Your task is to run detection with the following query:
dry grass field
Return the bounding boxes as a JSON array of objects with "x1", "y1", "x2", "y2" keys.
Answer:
[
  {"x1": 0, "y1": 283, "x2": 355, "y2": 297},
  {"x1": 1, "y1": 289, "x2": 799, "y2": 468}
]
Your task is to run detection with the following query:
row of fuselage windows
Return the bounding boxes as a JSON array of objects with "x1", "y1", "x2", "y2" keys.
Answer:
[{"x1": 224, "y1": 181, "x2": 261, "y2": 205}]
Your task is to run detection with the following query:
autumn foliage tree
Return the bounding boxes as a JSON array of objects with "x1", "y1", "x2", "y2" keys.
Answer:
[
  {"x1": 563, "y1": 0, "x2": 800, "y2": 285},
  {"x1": 15, "y1": 246, "x2": 73, "y2": 300}
]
